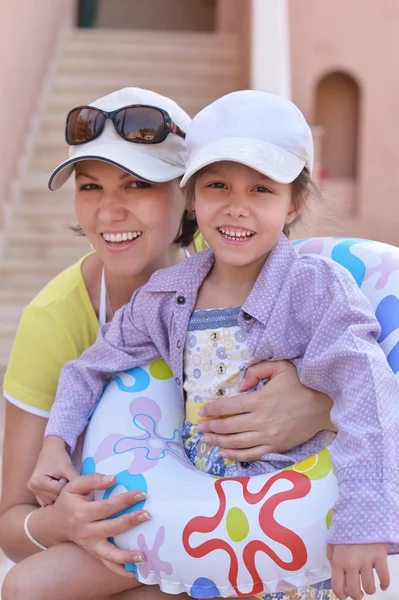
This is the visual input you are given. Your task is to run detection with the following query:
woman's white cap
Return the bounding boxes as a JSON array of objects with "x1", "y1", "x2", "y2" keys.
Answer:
[
  {"x1": 180, "y1": 90, "x2": 313, "y2": 186},
  {"x1": 48, "y1": 87, "x2": 191, "y2": 191}
]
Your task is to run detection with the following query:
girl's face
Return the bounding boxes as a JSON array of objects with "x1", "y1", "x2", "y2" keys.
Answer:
[
  {"x1": 74, "y1": 161, "x2": 185, "y2": 278},
  {"x1": 194, "y1": 161, "x2": 298, "y2": 268}
]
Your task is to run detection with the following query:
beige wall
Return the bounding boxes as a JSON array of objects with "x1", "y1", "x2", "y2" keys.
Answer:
[
  {"x1": 288, "y1": 0, "x2": 399, "y2": 245},
  {"x1": 0, "y1": 0, "x2": 75, "y2": 225}
]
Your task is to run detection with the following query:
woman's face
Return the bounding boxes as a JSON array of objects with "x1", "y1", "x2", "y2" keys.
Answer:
[{"x1": 74, "y1": 160, "x2": 185, "y2": 278}]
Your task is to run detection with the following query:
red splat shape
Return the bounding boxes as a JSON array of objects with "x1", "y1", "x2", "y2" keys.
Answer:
[{"x1": 182, "y1": 471, "x2": 311, "y2": 597}]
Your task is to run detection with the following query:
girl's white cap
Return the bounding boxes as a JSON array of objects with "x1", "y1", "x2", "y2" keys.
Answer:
[
  {"x1": 48, "y1": 87, "x2": 191, "y2": 191},
  {"x1": 180, "y1": 90, "x2": 314, "y2": 186}
]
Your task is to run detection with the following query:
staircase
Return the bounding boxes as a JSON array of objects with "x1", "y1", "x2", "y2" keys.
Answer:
[{"x1": 0, "y1": 27, "x2": 245, "y2": 385}]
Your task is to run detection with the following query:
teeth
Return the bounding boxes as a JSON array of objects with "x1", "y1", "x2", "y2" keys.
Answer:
[
  {"x1": 102, "y1": 232, "x2": 142, "y2": 243},
  {"x1": 219, "y1": 228, "x2": 254, "y2": 239}
]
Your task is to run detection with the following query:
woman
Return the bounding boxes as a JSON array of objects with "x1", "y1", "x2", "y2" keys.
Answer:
[{"x1": 0, "y1": 87, "x2": 336, "y2": 600}]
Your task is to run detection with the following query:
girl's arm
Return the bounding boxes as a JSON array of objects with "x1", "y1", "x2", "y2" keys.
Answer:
[{"x1": 46, "y1": 292, "x2": 160, "y2": 452}]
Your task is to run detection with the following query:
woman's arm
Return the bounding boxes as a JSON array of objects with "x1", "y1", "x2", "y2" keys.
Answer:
[
  {"x1": 197, "y1": 360, "x2": 335, "y2": 461},
  {"x1": 0, "y1": 402, "x2": 147, "y2": 575}
]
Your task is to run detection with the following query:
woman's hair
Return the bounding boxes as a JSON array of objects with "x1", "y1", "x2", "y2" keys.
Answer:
[{"x1": 183, "y1": 166, "x2": 322, "y2": 237}]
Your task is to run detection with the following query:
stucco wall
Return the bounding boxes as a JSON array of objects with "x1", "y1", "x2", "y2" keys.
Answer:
[
  {"x1": 0, "y1": 0, "x2": 75, "y2": 225},
  {"x1": 288, "y1": 0, "x2": 399, "y2": 245}
]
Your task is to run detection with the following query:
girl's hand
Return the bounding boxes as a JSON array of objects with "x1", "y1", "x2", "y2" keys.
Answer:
[
  {"x1": 47, "y1": 472, "x2": 150, "y2": 578},
  {"x1": 198, "y1": 360, "x2": 334, "y2": 461},
  {"x1": 28, "y1": 436, "x2": 78, "y2": 506},
  {"x1": 327, "y1": 542, "x2": 390, "y2": 600}
]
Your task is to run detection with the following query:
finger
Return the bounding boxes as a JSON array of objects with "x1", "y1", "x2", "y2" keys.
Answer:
[
  {"x1": 219, "y1": 445, "x2": 272, "y2": 462},
  {"x1": 88, "y1": 491, "x2": 149, "y2": 522},
  {"x1": 345, "y1": 568, "x2": 363, "y2": 600},
  {"x1": 360, "y1": 565, "x2": 376, "y2": 596},
  {"x1": 200, "y1": 395, "x2": 252, "y2": 419},
  {"x1": 201, "y1": 431, "x2": 260, "y2": 450},
  {"x1": 65, "y1": 473, "x2": 117, "y2": 496},
  {"x1": 62, "y1": 463, "x2": 79, "y2": 482},
  {"x1": 331, "y1": 565, "x2": 348, "y2": 600},
  {"x1": 239, "y1": 360, "x2": 287, "y2": 391},
  {"x1": 92, "y1": 509, "x2": 151, "y2": 540},
  {"x1": 95, "y1": 539, "x2": 146, "y2": 567},
  {"x1": 101, "y1": 558, "x2": 138, "y2": 579},
  {"x1": 375, "y1": 554, "x2": 390, "y2": 591},
  {"x1": 29, "y1": 475, "x2": 65, "y2": 495},
  {"x1": 199, "y1": 414, "x2": 253, "y2": 435}
]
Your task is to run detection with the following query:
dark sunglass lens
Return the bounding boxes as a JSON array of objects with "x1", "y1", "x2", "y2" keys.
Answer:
[
  {"x1": 67, "y1": 108, "x2": 105, "y2": 144},
  {"x1": 115, "y1": 107, "x2": 165, "y2": 142}
]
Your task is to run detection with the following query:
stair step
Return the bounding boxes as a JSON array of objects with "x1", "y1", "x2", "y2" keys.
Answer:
[{"x1": 3, "y1": 234, "x2": 88, "y2": 260}]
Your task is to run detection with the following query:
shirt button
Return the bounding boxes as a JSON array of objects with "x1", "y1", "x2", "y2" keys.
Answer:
[
  {"x1": 176, "y1": 295, "x2": 186, "y2": 305},
  {"x1": 242, "y1": 312, "x2": 252, "y2": 321},
  {"x1": 217, "y1": 364, "x2": 226, "y2": 374},
  {"x1": 241, "y1": 462, "x2": 250, "y2": 468},
  {"x1": 175, "y1": 377, "x2": 181, "y2": 385},
  {"x1": 217, "y1": 388, "x2": 225, "y2": 396},
  {"x1": 211, "y1": 331, "x2": 219, "y2": 341},
  {"x1": 177, "y1": 340, "x2": 181, "y2": 349}
]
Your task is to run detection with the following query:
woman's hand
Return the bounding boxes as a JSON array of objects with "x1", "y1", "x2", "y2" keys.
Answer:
[
  {"x1": 198, "y1": 360, "x2": 334, "y2": 461},
  {"x1": 39, "y1": 472, "x2": 150, "y2": 578}
]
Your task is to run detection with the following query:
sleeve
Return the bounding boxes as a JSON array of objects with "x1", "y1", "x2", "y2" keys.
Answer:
[
  {"x1": 292, "y1": 258, "x2": 399, "y2": 546},
  {"x1": 45, "y1": 290, "x2": 160, "y2": 451},
  {"x1": 3, "y1": 305, "x2": 78, "y2": 416}
]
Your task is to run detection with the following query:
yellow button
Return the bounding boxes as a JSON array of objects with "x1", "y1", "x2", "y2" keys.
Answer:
[
  {"x1": 211, "y1": 331, "x2": 219, "y2": 341},
  {"x1": 217, "y1": 364, "x2": 226, "y2": 374}
]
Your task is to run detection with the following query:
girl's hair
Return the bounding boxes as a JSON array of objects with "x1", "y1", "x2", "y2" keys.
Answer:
[{"x1": 183, "y1": 166, "x2": 322, "y2": 237}]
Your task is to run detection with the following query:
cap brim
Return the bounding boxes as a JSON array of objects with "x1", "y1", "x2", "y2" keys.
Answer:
[
  {"x1": 180, "y1": 137, "x2": 307, "y2": 187},
  {"x1": 49, "y1": 140, "x2": 185, "y2": 191}
]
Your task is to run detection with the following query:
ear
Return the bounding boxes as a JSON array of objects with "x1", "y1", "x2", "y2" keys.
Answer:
[
  {"x1": 285, "y1": 206, "x2": 299, "y2": 226},
  {"x1": 286, "y1": 192, "x2": 310, "y2": 225}
]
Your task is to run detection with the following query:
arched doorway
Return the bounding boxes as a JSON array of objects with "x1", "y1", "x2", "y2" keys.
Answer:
[{"x1": 315, "y1": 71, "x2": 360, "y2": 180}]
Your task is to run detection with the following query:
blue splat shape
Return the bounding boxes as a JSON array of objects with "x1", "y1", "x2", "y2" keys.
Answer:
[
  {"x1": 81, "y1": 456, "x2": 96, "y2": 476},
  {"x1": 125, "y1": 562, "x2": 138, "y2": 575},
  {"x1": 387, "y1": 342, "x2": 399, "y2": 375},
  {"x1": 331, "y1": 240, "x2": 365, "y2": 287},
  {"x1": 375, "y1": 296, "x2": 399, "y2": 342},
  {"x1": 190, "y1": 577, "x2": 221, "y2": 598},
  {"x1": 102, "y1": 470, "x2": 147, "y2": 518},
  {"x1": 111, "y1": 367, "x2": 150, "y2": 393}
]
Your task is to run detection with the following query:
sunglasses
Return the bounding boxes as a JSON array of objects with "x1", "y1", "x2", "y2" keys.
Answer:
[{"x1": 65, "y1": 104, "x2": 186, "y2": 146}]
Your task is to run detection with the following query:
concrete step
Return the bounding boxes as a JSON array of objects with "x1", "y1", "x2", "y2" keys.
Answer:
[
  {"x1": 3, "y1": 233, "x2": 88, "y2": 260},
  {"x1": 0, "y1": 261, "x2": 70, "y2": 290}
]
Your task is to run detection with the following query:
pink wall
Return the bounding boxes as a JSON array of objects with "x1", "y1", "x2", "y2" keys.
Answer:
[
  {"x1": 0, "y1": 0, "x2": 75, "y2": 225},
  {"x1": 288, "y1": 0, "x2": 399, "y2": 245}
]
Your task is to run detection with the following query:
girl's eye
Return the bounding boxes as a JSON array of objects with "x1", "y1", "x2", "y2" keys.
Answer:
[
  {"x1": 253, "y1": 185, "x2": 273, "y2": 193},
  {"x1": 79, "y1": 183, "x2": 100, "y2": 191},
  {"x1": 128, "y1": 181, "x2": 151, "y2": 189},
  {"x1": 208, "y1": 182, "x2": 226, "y2": 189}
]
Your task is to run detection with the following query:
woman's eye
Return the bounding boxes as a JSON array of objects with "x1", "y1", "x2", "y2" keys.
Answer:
[
  {"x1": 128, "y1": 181, "x2": 151, "y2": 189},
  {"x1": 79, "y1": 183, "x2": 100, "y2": 191}
]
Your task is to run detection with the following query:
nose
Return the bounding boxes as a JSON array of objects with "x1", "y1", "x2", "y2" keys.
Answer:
[
  {"x1": 222, "y1": 191, "x2": 250, "y2": 219},
  {"x1": 98, "y1": 192, "x2": 128, "y2": 224}
]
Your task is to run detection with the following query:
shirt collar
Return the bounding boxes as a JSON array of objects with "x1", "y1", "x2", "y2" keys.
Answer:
[
  {"x1": 242, "y1": 234, "x2": 298, "y2": 326},
  {"x1": 145, "y1": 247, "x2": 215, "y2": 293}
]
